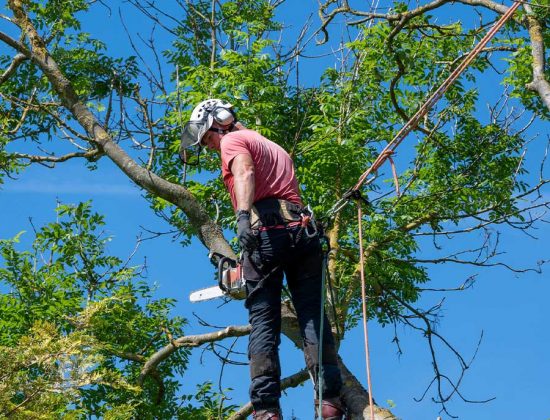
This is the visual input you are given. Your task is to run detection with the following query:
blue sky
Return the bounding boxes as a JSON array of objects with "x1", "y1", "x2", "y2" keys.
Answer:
[{"x1": 1, "y1": 1, "x2": 549, "y2": 419}]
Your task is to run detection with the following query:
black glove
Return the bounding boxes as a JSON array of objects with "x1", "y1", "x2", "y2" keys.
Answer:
[{"x1": 236, "y1": 210, "x2": 258, "y2": 253}]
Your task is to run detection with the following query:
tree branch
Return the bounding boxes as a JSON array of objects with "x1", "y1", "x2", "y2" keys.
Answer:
[
  {"x1": 454, "y1": 0, "x2": 511, "y2": 15},
  {"x1": 0, "y1": 52, "x2": 26, "y2": 85},
  {"x1": 138, "y1": 325, "x2": 251, "y2": 384},
  {"x1": 317, "y1": 0, "x2": 454, "y2": 43},
  {"x1": 383, "y1": 287, "x2": 493, "y2": 417},
  {"x1": 0, "y1": 30, "x2": 32, "y2": 58},
  {"x1": 13, "y1": 149, "x2": 103, "y2": 165},
  {"x1": 408, "y1": 255, "x2": 547, "y2": 274}
]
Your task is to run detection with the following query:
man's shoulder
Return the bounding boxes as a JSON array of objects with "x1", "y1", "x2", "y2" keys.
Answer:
[
  {"x1": 221, "y1": 129, "x2": 265, "y2": 153},
  {"x1": 220, "y1": 131, "x2": 258, "y2": 164},
  {"x1": 224, "y1": 129, "x2": 261, "y2": 142}
]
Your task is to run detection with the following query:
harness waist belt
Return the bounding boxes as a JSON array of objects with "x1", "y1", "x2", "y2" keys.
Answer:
[
  {"x1": 257, "y1": 221, "x2": 302, "y2": 231},
  {"x1": 250, "y1": 198, "x2": 304, "y2": 230}
]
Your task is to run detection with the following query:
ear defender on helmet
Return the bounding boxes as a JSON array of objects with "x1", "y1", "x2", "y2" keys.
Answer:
[{"x1": 212, "y1": 107, "x2": 235, "y2": 126}]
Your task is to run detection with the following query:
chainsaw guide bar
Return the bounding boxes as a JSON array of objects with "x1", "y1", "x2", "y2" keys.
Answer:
[{"x1": 189, "y1": 255, "x2": 246, "y2": 303}]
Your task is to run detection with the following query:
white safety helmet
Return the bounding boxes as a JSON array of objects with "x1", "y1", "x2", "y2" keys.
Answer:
[{"x1": 180, "y1": 99, "x2": 236, "y2": 149}]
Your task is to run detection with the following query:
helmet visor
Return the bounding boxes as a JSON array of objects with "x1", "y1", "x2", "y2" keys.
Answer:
[{"x1": 181, "y1": 121, "x2": 207, "y2": 149}]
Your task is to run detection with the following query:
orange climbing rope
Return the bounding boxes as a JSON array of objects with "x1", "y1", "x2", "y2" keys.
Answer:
[
  {"x1": 328, "y1": 3, "x2": 522, "y2": 417},
  {"x1": 352, "y1": 0, "x2": 522, "y2": 194},
  {"x1": 326, "y1": 1, "x2": 522, "y2": 220},
  {"x1": 357, "y1": 201, "x2": 376, "y2": 420}
]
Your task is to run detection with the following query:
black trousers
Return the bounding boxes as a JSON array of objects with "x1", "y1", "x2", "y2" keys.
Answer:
[{"x1": 243, "y1": 225, "x2": 342, "y2": 411}]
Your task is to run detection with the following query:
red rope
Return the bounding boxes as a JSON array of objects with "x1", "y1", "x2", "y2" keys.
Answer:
[
  {"x1": 352, "y1": 1, "x2": 521, "y2": 193},
  {"x1": 357, "y1": 202, "x2": 376, "y2": 420},
  {"x1": 388, "y1": 155, "x2": 400, "y2": 196}
]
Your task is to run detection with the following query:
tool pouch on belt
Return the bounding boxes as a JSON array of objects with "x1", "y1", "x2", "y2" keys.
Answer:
[{"x1": 250, "y1": 198, "x2": 303, "y2": 229}]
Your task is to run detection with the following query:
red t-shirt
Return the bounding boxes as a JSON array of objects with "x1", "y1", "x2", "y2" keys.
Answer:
[{"x1": 220, "y1": 129, "x2": 302, "y2": 210}]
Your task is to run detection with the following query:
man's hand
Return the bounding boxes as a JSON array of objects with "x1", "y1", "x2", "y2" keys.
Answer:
[{"x1": 236, "y1": 210, "x2": 258, "y2": 253}]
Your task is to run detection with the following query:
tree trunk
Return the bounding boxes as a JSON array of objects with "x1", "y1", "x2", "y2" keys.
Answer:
[{"x1": 524, "y1": 6, "x2": 550, "y2": 113}]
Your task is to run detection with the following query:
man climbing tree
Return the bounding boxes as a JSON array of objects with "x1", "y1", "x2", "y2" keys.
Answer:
[{"x1": 180, "y1": 99, "x2": 345, "y2": 420}]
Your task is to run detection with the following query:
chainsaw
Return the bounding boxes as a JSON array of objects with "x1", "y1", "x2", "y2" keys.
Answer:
[{"x1": 189, "y1": 254, "x2": 246, "y2": 303}]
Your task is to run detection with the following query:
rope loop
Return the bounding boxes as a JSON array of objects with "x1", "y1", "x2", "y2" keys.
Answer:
[
  {"x1": 387, "y1": 155, "x2": 400, "y2": 197},
  {"x1": 371, "y1": 149, "x2": 394, "y2": 172}
]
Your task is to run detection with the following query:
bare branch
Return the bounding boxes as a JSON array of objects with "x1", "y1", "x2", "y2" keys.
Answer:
[
  {"x1": 13, "y1": 149, "x2": 103, "y2": 165},
  {"x1": 383, "y1": 286, "x2": 493, "y2": 417},
  {"x1": 136, "y1": 25, "x2": 167, "y2": 95},
  {"x1": 0, "y1": 52, "x2": 27, "y2": 85},
  {"x1": 138, "y1": 325, "x2": 251, "y2": 384},
  {"x1": 409, "y1": 255, "x2": 547, "y2": 274},
  {"x1": 126, "y1": 0, "x2": 182, "y2": 35},
  {"x1": 118, "y1": 8, "x2": 164, "y2": 93},
  {"x1": 0, "y1": 30, "x2": 32, "y2": 57},
  {"x1": 418, "y1": 275, "x2": 477, "y2": 292},
  {"x1": 133, "y1": 90, "x2": 157, "y2": 169}
]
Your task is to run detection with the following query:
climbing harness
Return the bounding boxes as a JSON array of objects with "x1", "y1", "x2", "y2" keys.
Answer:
[
  {"x1": 320, "y1": 3, "x2": 522, "y2": 419},
  {"x1": 296, "y1": 205, "x2": 318, "y2": 243},
  {"x1": 301, "y1": 205, "x2": 318, "y2": 239}
]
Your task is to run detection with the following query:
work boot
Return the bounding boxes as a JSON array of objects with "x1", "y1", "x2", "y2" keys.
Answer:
[
  {"x1": 314, "y1": 397, "x2": 346, "y2": 419},
  {"x1": 252, "y1": 408, "x2": 282, "y2": 420}
]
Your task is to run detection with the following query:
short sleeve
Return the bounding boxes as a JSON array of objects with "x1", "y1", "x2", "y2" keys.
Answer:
[{"x1": 221, "y1": 134, "x2": 251, "y2": 170}]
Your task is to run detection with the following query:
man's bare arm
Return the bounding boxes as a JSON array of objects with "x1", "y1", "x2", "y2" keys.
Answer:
[{"x1": 231, "y1": 153, "x2": 255, "y2": 212}]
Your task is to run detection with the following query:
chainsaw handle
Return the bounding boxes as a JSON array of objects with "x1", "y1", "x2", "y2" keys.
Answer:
[{"x1": 218, "y1": 256, "x2": 237, "y2": 292}]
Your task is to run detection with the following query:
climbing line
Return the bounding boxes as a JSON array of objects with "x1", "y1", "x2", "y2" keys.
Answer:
[
  {"x1": 317, "y1": 240, "x2": 328, "y2": 418},
  {"x1": 357, "y1": 201, "x2": 375, "y2": 420}
]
